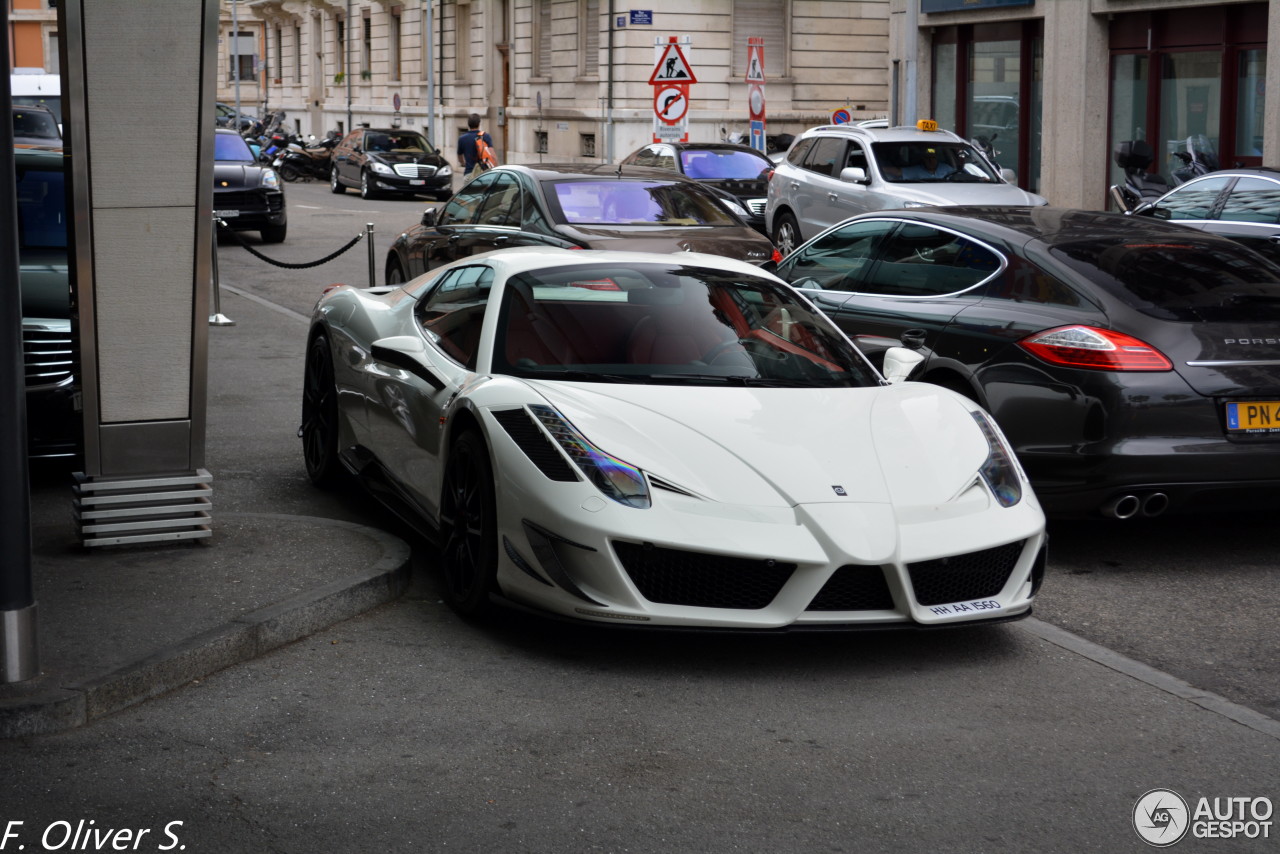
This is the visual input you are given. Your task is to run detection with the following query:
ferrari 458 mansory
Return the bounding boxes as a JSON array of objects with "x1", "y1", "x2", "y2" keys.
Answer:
[{"x1": 300, "y1": 248, "x2": 1046, "y2": 629}]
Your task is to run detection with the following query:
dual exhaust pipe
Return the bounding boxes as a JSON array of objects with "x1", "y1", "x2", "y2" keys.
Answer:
[{"x1": 1101, "y1": 492, "x2": 1169, "y2": 520}]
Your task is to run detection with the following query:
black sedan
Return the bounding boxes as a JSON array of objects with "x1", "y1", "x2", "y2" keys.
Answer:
[
  {"x1": 619, "y1": 141, "x2": 774, "y2": 233},
  {"x1": 1122, "y1": 167, "x2": 1280, "y2": 265},
  {"x1": 330, "y1": 127, "x2": 452, "y2": 200},
  {"x1": 769, "y1": 206, "x2": 1280, "y2": 518},
  {"x1": 384, "y1": 163, "x2": 777, "y2": 284},
  {"x1": 213, "y1": 129, "x2": 287, "y2": 243}
]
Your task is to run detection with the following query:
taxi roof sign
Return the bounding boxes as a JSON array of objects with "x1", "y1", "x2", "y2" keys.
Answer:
[{"x1": 916, "y1": 119, "x2": 939, "y2": 132}]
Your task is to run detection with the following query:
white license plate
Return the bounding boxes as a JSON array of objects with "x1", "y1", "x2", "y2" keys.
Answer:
[
  {"x1": 925, "y1": 598, "x2": 1003, "y2": 617},
  {"x1": 409, "y1": 179, "x2": 425, "y2": 186},
  {"x1": 214, "y1": 209, "x2": 240, "y2": 218}
]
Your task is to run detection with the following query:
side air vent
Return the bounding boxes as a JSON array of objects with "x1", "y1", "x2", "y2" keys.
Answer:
[
  {"x1": 907, "y1": 540, "x2": 1024, "y2": 606},
  {"x1": 492, "y1": 408, "x2": 579, "y2": 482},
  {"x1": 648, "y1": 475, "x2": 698, "y2": 498},
  {"x1": 613, "y1": 541, "x2": 794, "y2": 609},
  {"x1": 806, "y1": 565, "x2": 896, "y2": 611}
]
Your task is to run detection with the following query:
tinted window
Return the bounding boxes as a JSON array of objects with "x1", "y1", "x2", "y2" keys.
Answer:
[
  {"x1": 803, "y1": 137, "x2": 849, "y2": 177},
  {"x1": 494, "y1": 261, "x2": 878, "y2": 388},
  {"x1": 16, "y1": 165, "x2": 66, "y2": 250},
  {"x1": 1049, "y1": 238, "x2": 1280, "y2": 322},
  {"x1": 653, "y1": 146, "x2": 677, "y2": 170},
  {"x1": 679, "y1": 149, "x2": 771, "y2": 180},
  {"x1": 474, "y1": 173, "x2": 522, "y2": 226},
  {"x1": 1158, "y1": 175, "x2": 1231, "y2": 221},
  {"x1": 213, "y1": 133, "x2": 255, "y2": 162},
  {"x1": 872, "y1": 142, "x2": 999, "y2": 183},
  {"x1": 438, "y1": 172, "x2": 496, "y2": 226},
  {"x1": 862, "y1": 224, "x2": 1002, "y2": 297},
  {"x1": 416, "y1": 265, "x2": 494, "y2": 369},
  {"x1": 12, "y1": 108, "x2": 59, "y2": 141},
  {"x1": 775, "y1": 219, "x2": 897, "y2": 291},
  {"x1": 629, "y1": 147, "x2": 657, "y2": 168},
  {"x1": 365, "y1": 131, "x2": 429, "y2": 153},
  {"x1": 786, "y1": 137, "x2": 816, "y2": 166},
  {"x1": 1217, "y1": 176, "x2": 1280, "y2": 224},
  {"x1": 547, "y1": 180, "x2": 737, "y2": 226},
  {"x1": 985, "y1": 255, "x2": 1090, "y2": 308}
]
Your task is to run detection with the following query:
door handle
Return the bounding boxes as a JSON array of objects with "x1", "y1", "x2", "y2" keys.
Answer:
[
  {"x1": 827, "y1": 193, "x2": 838, "y2": 201},
  {"x1": 1268, "y1": 235, "x2": 1280, "y2": 244}
]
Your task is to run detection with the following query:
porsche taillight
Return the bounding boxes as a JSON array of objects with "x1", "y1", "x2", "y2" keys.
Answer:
[{"x1": 1018, "y1": 325, "x2": 1172, "y2": 371}]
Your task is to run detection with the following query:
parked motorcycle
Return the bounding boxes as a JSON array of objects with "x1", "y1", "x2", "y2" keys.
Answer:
[
  {"x1": 1108, "y1": 139, "x2": 1171, "y2": 212},
  {"x1": 1169, "y1": 133, "x2": 1219, "y2": 184},
  {"x1": 274, "y1": 134, "x2": 339, "y2": 182}
]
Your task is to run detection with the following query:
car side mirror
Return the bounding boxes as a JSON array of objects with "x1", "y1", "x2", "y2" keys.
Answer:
[
  {"x1": 420, "y1": 208, "x2": 439, "y2": 227},
  {"x1": 839, "y1": 166, "x2": 870, "y2": 184},
  {"x1": 882, "y1": 346, "x2": 925, "y2": 384},
  {"x1": 1147, "y1": 205, "x2": 1171, "y2": 220},
  {"x1": 999, "y1": 168, "x2": 1018, "y2": 184}
]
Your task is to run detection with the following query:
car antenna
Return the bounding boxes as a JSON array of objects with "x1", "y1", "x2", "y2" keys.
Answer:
[{"x1": 617, "y1": 163, "x2": 623, "y2": 179}]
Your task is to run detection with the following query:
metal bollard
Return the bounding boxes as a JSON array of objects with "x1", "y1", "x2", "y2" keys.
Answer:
[
  {"x1": 209, "y1": 219, "x2": 235, "y2": 326},
  {"x1": 366, "y1": 222, "x2": 375, "y2": 288}
]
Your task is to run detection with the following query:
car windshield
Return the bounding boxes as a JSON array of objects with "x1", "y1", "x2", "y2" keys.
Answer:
[
  {"x1": 494, "y1": 261, "x2": 880, "y2": 388},
  {"x1": 872, "y1": 141, "x2": 1000, "y2": 183},
  {"x1": 679, "y1": 149, "x2": 771, "y2": 180},
  {"x1": 16, "y1": 165, "x2": 66, "y2": 250},
  {"x1": 1048, "y1": 238, "x2": 1280, "y2": 322},
  {"x1": 12, "y1": 108, "x2": 60, "y2": 141},
  {"x1": 213, "y1": 132, "x2": 255, "y2": 162},
  {"x1": 548, "y1": 180, "x2": 738, "y2": 226},
  {"x1": 365, "y1": 132, "x2": 430, "y2": 152}
]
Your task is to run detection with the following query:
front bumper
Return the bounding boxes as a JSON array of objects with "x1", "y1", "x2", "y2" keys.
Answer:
[{"x1": 214, "y1": 189, "x2": 286, "y2": 230}]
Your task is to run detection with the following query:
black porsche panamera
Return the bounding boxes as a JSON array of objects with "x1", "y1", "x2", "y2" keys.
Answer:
[{"x1": 769, "y1": 206, "x2": 1280, "y2": 518}]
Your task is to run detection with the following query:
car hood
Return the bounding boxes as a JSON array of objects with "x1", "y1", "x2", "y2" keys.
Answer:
[
  {"x1": 557, "y1": 225, "x2": 775, "y2": 263},
  {"x1": 214, "y1": 162, "x2": 268, "y2": 188},
  {"x1": 20, "y1": 248, "x2": 69, "y2": 318},
  {"x1": 881, "y1": 182, "x2": 1046, "y2": 208},
  {"x1": 368, "y1": 152, "x2": 446, "y2": 167},
  {"x1": 521, "y1": 381, "x2": 990, "y2": 509}
]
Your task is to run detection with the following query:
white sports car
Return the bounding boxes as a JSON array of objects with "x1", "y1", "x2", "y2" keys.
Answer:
[{"x1": 300, "y1": 248, "x2": 1046, "y2": 629}]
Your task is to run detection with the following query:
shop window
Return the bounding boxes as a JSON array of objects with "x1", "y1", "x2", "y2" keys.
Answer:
[
  {"x1": 1236, "y1": 49, "x2": 1266, "y2": 158},
  {"x1": 1159, "y1": 52, "x2": 1222, "y2": 180}
]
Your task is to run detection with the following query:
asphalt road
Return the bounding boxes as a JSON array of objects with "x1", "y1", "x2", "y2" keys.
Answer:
[{"x1": 4, "y1": 179, "x2": 1275, "y2": 853}]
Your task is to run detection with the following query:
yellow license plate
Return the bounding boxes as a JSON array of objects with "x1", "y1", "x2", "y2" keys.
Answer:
[{"x1": 1226, "y1": 400, "x2": 1280, "y2": 432}]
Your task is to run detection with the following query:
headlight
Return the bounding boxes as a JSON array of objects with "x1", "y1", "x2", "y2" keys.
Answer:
[
  {"x1": 371, "y1": 161, "x2": 394, "y2": 175},
  {"x1": 971, "y1": 410, "x2": 1022, "y2": 508},
  {"x1": 720, "y1": 198, "x2": 750, "y2": 218},
  {"x1": 437, "y1": 164, "x2": 452, "y2": 177},
  {"x1": 529, "y1": 404, "x2": 650, "y2": 509},
  {"x1": 260, "y1": 169, "x2": 280, "y2": 189}
]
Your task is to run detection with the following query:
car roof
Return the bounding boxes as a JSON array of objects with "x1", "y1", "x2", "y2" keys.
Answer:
[
  {"x1": 440, "y1": 246, "x2": 778, "y2": 282},
  {"x1": 495, "y1": 162, "x2": 706, "y2": 183},
  {"x1": 843, "y1": 206, "x2": 1247, "y2": 250},
  {"x1": 660, "y1": 142, "x2": 771, "y2": 155},
  {"x1": 798, "y1": 123, "x2": 966, "y2": 144}
]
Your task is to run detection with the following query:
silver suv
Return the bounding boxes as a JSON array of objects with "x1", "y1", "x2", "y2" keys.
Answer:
[{"x1": 765, "y1": 122, "x2": 1047, "y2": 255}]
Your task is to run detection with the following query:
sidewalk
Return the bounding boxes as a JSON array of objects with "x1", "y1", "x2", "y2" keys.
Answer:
[{"x1": 0, "y1": 286, "x2": 413, "y2": 738}]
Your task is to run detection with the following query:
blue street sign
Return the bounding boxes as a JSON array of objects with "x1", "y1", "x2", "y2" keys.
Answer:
[
  {"x1": 750, "y1": 120, "x2": 765, "y2": 154},
  {"x1": 630, "y1": 10, "x2": 653, "y2": 25}
]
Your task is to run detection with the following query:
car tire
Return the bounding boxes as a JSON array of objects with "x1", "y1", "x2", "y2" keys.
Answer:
[
  {"x1": 360, "y1": 170, "x2": 377, "y2": 200},
  {"x1": 386, "y1": 257, "x2": 406, "y2": 286},
  {"x1": 438, "y1": 431, "x2": 498, "y2": 618},
  {"x1": 773, "y1": 211, "x2": 802, "y2": 258},
  {"x1": 279, "y1": 162, "x2": 301, "y2": 183},
  {"x1": 260, "y1": 222, "x2": 287, "y2": 243},
  {"x1": 330, "y1": 166, "x2": 345, "y2": 194},
  {"x1": 301, "y1": 333, "x2": 342, "y2": 488},
  {"x1": 435, "y1": 190, "x2": 452, "y2": 202}
]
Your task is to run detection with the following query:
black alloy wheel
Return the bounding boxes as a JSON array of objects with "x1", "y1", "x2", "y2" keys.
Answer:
[
  {"x1": 330, "y1": 166, "x2": 345, "y2": 194},
  {"x1": 300, "y1": 333, "x2": 342, "y2": 486},
  {"x1": 438, "y1": 431, "x2": 498, "y2": 617},
  {"x1": 360, "y1": 170, "x2": 377, "y2": 200},
  {"x1": 773, "y1": 211, "x2": 801, "y2": 257},
  {"x1": 386, "y1": 257, "x2": 406, "y2": 286}
]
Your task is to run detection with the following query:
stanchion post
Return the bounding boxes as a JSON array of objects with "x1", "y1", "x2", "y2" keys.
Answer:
[
  {"x1": 366, "y1": 222, "x2": 375, "y2": 288},
  {"x1": 209, "y1": 218, "x2": 235, "y2": 327}
]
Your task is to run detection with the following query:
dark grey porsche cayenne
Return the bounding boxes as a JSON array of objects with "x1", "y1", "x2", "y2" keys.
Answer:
[{"x1": 769, "y1": 206, "x2": 1280, "y2": 518}]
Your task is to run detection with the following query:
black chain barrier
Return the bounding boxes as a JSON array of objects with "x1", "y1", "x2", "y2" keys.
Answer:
[{"x1": 216, "y1": 218, "x2": 364, "y2": 269}]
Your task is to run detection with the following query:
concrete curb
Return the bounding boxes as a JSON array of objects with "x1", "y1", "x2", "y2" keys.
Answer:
[{"x1": 0, "y1": 514, "x2": 411, "y2": 739}]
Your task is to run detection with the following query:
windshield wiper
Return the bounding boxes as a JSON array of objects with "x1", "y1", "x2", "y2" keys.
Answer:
[{"x1": 523, "y1": 369, "x2": 646, "y2": 384}]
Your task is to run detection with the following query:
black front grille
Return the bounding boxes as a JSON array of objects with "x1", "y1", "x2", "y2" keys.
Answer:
[
  {"x1": 613, "y1": 541, "x2": 794, "y2": 609},
  {"x1": 23, "y1": 326, "x2": 74, "y2": 387},
  {"x1": 806, "y1": 565, "x2": 896, "y2": 611},
  {"x1": 214, "y1": 189, "x2": 281, "y2": 213},
  {"x1": 492, "y1": 408, "x2": 579, "y2": 482},
  {"x1": 907, "y1": 540, "x2": 1024, "y2": 606}
]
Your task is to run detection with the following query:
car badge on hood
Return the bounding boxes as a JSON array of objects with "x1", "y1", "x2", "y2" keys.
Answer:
[{"x1": 832, "y1": 485, "x2": 848, "y2": 496}]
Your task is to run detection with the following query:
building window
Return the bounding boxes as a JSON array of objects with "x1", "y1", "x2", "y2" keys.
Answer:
[
  {"x1": 274, "y1": 26, "x2": 283, "y2": 81},
  {"x1": 1237, "y1": 49, "x2": 1266, "y2": 157},
  {"x1": 534, "y1": 0, "x2": 552, "y2": 77},
  {"x1": 535, "y1": 130, "x2": 548, "y2": 154},
  {"x1": 581, "y1": 133, "x2": 595, "y2": 158},
  {"x1": 731, "y1": 0, "x2": 787, "y2": 79},
  {"x1": 389, "y1": 10, "x2": 402, "y2": 81},
  {"x1": 229, "y1": 30, "x2": 258, "y2": 83},
  {"x1": 362, "y1": 11, "x2": 372, "y2": 79},
  {"x1": 46, "y1": 30, "x2": 59, "y2": 74},
  {"x1": 335, "y1": 16, "x2": 346, "y2": 75},
  {"x1": 294, "y1": 24, "x2": 303, "y2": 82},
  {"x1": 579, "y1": 0, "x2": 599, "y2": 78}
]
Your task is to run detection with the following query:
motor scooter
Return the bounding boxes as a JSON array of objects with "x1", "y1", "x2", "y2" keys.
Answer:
[
  {"x1": 274, "y1": 134, "x2": 339, "y2": 182},
  {"x1": 1108, "y1": 139, "x2": 1171, "y2": 212}
]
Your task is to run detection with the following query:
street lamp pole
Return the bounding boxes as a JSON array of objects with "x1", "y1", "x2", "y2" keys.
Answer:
[
  {"x1": 424, "y1": 0, "x2": 435, "y2": 148},
  {"x1": 232, "y1": 0, "x2": 242, "y2": 126}
]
